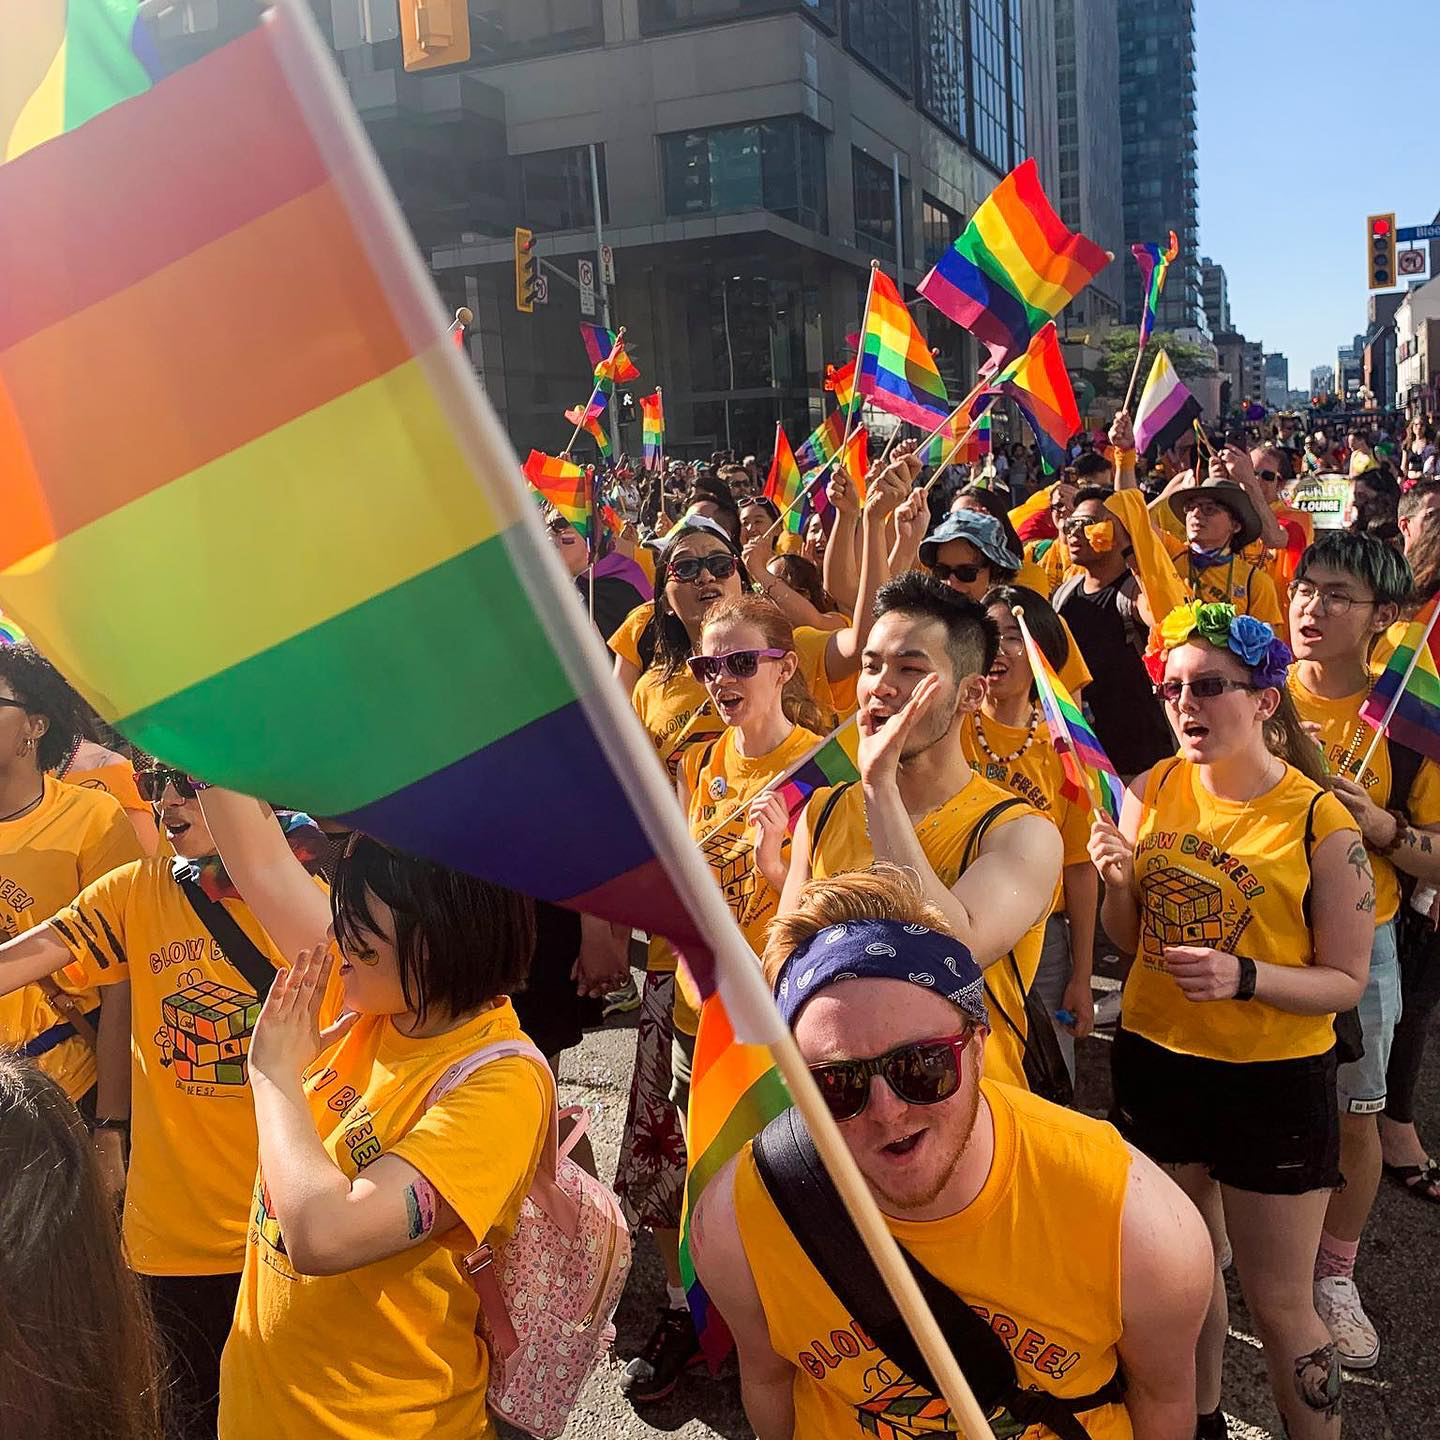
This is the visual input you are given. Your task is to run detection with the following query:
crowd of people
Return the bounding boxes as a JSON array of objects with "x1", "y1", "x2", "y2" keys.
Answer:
[{"x1": 1, "y1": 400, "x2": 1438, "y2": 1440}]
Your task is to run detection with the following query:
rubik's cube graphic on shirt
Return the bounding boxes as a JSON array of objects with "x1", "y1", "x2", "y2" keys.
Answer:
[{"x1": 162, "y1": 978, "x2": 259, "y2": 1085}]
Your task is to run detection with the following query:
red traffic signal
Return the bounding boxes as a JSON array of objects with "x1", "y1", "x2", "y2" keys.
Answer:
[{"x1": 1371, "y1": 217, "x2": 1391, "y2": 237}]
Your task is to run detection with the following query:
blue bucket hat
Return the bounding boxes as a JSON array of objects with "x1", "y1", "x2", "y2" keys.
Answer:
[{"x1": 917, "y1": 509, "x2": 1021, "y2": 574}]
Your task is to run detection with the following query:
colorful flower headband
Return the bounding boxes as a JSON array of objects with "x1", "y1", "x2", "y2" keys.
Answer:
[{"x1": 1144, "y1": 602, "x2": 1293, "y2": 691}]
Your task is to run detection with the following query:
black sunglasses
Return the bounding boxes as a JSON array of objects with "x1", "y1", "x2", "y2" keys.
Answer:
[
  {"x1": 926, "y1": 560, "x2": 986, "y2": 585},
  {"x1": 668, "y1": 553, "x2": 738, "y2": 584},
  {"x1": 136, "y1": 767, "x2": 202, "y2": 803},
  {"x1": 810, "y1": 1032, "x2": 975, "y2": 1123},
  {"x1": 1153, "y1": 677, "x2": 1256, "y2": 703}
]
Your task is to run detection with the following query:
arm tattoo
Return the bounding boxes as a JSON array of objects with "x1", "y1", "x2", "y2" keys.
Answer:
[
  {"x1": 1356, "y1": 887, "x2": 1376, "y2": 914},
  {"x1": 404, "y1": 1177, "x2": 438, "y2": 1241},
  {"x1": 1294, "y1": 1342, "x2": 1342, "y2": 1418},
  {"x1": 1345, "y1": 840, "x2": 1369, "y2": 878}
]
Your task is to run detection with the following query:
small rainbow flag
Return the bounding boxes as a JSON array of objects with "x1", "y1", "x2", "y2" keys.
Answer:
[
  {"x1": 564, "y1": 398, "x2": 611, "y2": 459},
  {"x1": 0, "y1": 615, "x2": 27, "y2": 646},
  {"x1": 3, "y1": 0, "x2": 159, "y2": 164},
  {"x1": 857, "y1": 268, "x2": 951, "y2": 429},
  {"x1": 839, "y1": 424, "x2": 869, "y2": 494},
  {"x1": 641, "y1": 391, "x2": 664, "y2": 469},
  {"x1": 524, "y1": 451, "x2": 592, "y2": 539},
  {"x1": 580, "y1": 322, "x2": 639, "y2": 387},
  {"x1": 824, "y1": 359, "x2": 861, "y2": 417},
  {"x1": 1015, "y1": 609, "x2": 1122, "y2": 820},
  {"x1": 764, "y1": 423, "x2": 806, "y2": 530},
  {"x1": 773, "y1": 719, "x2": 861, "y2": 830},
  {"x1": 988, "y1": 322, "x2": 1079, "y2": 473},
  {"x1": 795, "y1": 409, "x2": 847, "y2": 475},
  {"x1": 1361, "y1": 595, "x2": 1440, "y2": 764},
  {"x1": 679, "y1": 994, "x2": 791, "y2": 1367},
  {"x1": 920, "y1": 394, "x2": 995, "y2": 467},
  {"x1": 599, "y1": 500, "x2": 625, "y2": 544},
  {"x1": 1132, "y1": 231, "x2": 1179, "y2": 346},
  {"x1": 918, "y1": 158, "x2": 1109, "y2": 369}
]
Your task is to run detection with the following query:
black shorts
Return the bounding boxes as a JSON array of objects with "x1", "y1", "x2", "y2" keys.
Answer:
[
  {"x1": 511, "y1": 903, "x2": 603, "y2": 1060},
  {"x1": 1111, "y1": 1026, "x2": 1340, "y2": 1195}
]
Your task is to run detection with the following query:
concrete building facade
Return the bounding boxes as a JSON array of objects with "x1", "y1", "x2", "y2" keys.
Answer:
[
  {"x1": 1396, "y1": 277, "x2": 1440, "y2": 416},
  {"x1": 1310, "y1": 364, "x2": 1334, "y2": 397},
  {"x1": 1199, "y1": 256, "x2": 1229, "y2": 334},
  {"x1": 1262, "y1": 352, "x2": 1288, "y2": 409},
  {"x1": 311, "y1": 1, "x2": 1049, "y2": 458},
  {"x1": 1213, "y1": 331, "x2": 1264, "y2": 414}
]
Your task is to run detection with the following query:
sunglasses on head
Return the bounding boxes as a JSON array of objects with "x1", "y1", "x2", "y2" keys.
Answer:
[
  {"x1": 136, "y1": 767, "x2": 203, "y2": 803},
  {"x1": 667, "y1": 553, "x2": 738, "y2": 584},
  {"x1": 926, "y1": 560, "x2": 986, "y2": 585},
  {"x1": 686, "y1": 648, "x2": 788, "y2": 684},
  {"x1": 1153, "y1": 677, "x2": 1256, "y2": 703},
  {"x1": 809, "y1": 1031, "x2": 975, "y2": 1123}
]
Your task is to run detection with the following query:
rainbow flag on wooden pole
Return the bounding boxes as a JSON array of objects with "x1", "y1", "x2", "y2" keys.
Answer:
[
  {"x1": 1014, "y1": 608, "x2": 1123, "y2": 820},
  {"x1": 641, "y1": 388, "x2": 664, "y2": 470},
  {"x1": 988, "y1": 322, "x2": 1081, "y2": 473},
  {"x1": 523, "y1": 451, "x2": 592, "y2": 539},
  {"x1": 1359, "y1": 595, "x2": 1440, "y2": 772},
  {"x1": 856, "y1": 262, "x2": 951, "y2": 429},
  {"x1": 763, "y1": 422, "x2": 806, "y2": 530}
]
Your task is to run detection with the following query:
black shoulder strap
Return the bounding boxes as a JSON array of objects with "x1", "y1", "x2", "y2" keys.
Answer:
[
  {"x1": 1389, "y1": 738, "x2": 1424, "y2": 818},
  {"x1": 177, "y1": 874, "x2": 280, "y2": 1002},
  {"x1": 752, "y1": 1109, "x2": 1123, "y2": 1438},
  {"x1": 1300, "y1": 789, "x2": 1323, "y2": 930},
  {"x1": 959, "y1": 796, "x2": 1029, "y2": 872},
  {"x1": 810, "y1": 781, "x2": 855, "y2": 851}
]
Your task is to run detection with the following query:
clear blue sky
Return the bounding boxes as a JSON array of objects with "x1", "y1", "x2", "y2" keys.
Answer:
[{"x1": 1197, "y1": 0, "x2": 1439, "y2": 387}]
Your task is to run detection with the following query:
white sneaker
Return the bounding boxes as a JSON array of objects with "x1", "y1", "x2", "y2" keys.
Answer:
[{"x1": 1314, "y1": 1274, "x2": 1380, "y2": 1369}]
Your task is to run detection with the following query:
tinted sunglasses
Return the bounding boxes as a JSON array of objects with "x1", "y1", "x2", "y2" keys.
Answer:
[
  {"x1": 667, "y1": 553, "x2": 738, "y2": 584},
  {"x1": 810, "y1": 1031, "x2": 974, "y2": 1122},
  {"x1": 1153, "y1": 677, "x2": 1256, "y2": 703},
  {"x1": 686, "y1": 648, "x2": 788, "y2": 684},
  {"x1": 926, "y1": 560, "x2": 985, "y2": 585},
  {"x1": 136, "y1": 767, "x2": 202, "y2": 803}
]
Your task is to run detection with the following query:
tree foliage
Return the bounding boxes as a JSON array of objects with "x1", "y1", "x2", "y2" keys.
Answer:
[{"x1": 1083, "y1": 329, "x2": 1218, "y2": 408}]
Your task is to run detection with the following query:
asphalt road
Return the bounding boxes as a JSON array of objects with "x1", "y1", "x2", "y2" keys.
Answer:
[{"x1": 532, "y1": 976, "x2": 1440, "y2": 1440}]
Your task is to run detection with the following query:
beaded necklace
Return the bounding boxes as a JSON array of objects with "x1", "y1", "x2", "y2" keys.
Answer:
[{"x1": 971, "y1": 705, "x2": 1041, "y2": 767}]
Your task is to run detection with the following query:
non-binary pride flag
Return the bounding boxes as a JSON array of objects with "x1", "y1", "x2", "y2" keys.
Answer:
[
  {"x1": 857, "y1": 267, "x2": 951, "y2": 429},
  {"x1": 988, "y1": 323, "x2": 1080, "y2": 473},
  {"x1": 1015, "y1": 609, "x2": 1123, "y2": 821},
  {"x1": 1361, "y1": 596, "x2": 1440, "y2": 765},
  {"x1": 2, "y1": 0, "x2": 158, "y2": 163},
  {"x1": 580, "y1": 322, "x2": 639, "y2": 386},
  {"x1": 1133, "y1": 348, "x2": 1202, "y2": 458},
  {"x1": 918, "y1": 158, "x2": 1109, "y2": 369},
  {"x1": 1132, "y1": 231, "x2": 1179, "y2": 346},
  {"x1": 641, "y1": 391, "x2": 664, "y2": 469},
  {"x1": 524, "y1": 451, "x2": 592, "y2": 537},
  {"x1": 0, "y1": 1, "x2": 789, "y2": 1041}
]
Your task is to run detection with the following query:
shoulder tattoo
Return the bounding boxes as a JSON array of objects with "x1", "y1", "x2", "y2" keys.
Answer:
[{"x1": 404, "y1": 1176, "x2": 438, "y2": 1241}]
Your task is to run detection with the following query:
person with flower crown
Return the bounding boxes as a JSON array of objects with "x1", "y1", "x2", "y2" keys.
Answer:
[{"x1": 1089, "y1": 600, "x2": 1373, "y2": 1440}]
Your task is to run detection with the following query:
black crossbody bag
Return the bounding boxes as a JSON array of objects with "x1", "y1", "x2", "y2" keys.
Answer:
[
  {"x1": 175, "y1": 869, "x2": 279, "y2": 1002},
  {"x1": 753, "y1": 1107, "x2": 1124, "y2": 1439}
]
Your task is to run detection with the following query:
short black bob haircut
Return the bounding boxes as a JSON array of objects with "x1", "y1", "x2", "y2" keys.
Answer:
[
  {"x1": 983, "y1": 584, "x2": 1069, "y2": 699},
  {"x1": 872, "y1": 571, "x2": 999, "y2": 681},
  {"x1": 0, "y1": 644, "x2": 82, "y2": 773},
  {"x1": 331, "y1": 837, "x2": 536, "y2": 1025}
]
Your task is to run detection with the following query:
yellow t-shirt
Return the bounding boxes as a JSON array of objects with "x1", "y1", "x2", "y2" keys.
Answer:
[
  {"x1": 804, "y1": 773, "x2": 1056, "y2": 1089},
  {"x1": 1160, "y1": 531, "x2": 1285, "y2": 626},
  {"x1": 674, "y1": 724, "x2": 821, "y2": 1034},
  {"x1": 0, "y1": 774, "x2": 144, "y2": 1100},
  {"x1": 1286, "y1": 676, "x2": 1440, "y2": 925},
  {"x1": 50, "y1": 858, "x2": 330, "y2": 1275},
  {"x1": 219, "y1": 1000, "x2": 548, "y2": 1440},
  {"x1": 1023, "y1": 536, "x2": 1069, "y2": 596},
  {"x1": 731, "y1": 1079, "x2": 1132, "y2": 1440},
  {"x1": 609, "y1": 599, "x2": 654, "y2": 672},
  {"x1": 1014, "y1": 557, "x2": 1055, "y2": 599},
  {"x1": 960, "y1": 712, "x2": 1090, "y2": 871},
  {"x1": 1123, "y1": 759, "x2": 1356, "y2": 1062}
]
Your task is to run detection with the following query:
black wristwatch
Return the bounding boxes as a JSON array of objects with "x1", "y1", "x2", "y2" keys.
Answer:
[{"x1": 1234, "y1": 956, "x2": 1258, "y2": 1002}]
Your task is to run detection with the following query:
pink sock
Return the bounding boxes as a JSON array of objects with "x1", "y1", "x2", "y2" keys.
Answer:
[{"x1": 1315, "y1": 1232, "x2": 1359, "y2": 1281}]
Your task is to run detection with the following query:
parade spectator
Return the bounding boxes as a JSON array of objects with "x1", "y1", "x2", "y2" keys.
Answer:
[
  {"x1": 0, "y1": 1051, "x2": 165, "y2": 1440},
  {"x1": 1396, "y1": 479, "x2": 1440, "y2": 554},
  {"x1": 1287, "y1": 534, "x2": 1440, "y2": 1368},
  {"x1": 1348, "y1": 429, "x2": 1378, "y2": 476},
  {"x1": 1091, "y1": 603, "x2": 1370, "y2": 1439},
  {"x1": 780, "y1": 574, "x2": 1063, "y2": 1092},
  {"x1": 691, "y1": 866, "x2": 1212, "y2": 1440}
]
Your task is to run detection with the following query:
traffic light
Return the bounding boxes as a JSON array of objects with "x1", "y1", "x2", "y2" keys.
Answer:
[
  {"x1": 398, "y1": 0, "x2": 470, "y2": 72},
  {"x1": 1368, "y1": 213, "x2": 1397, "y2": 291},
  {"x1": 514, "y1": 227, "x2": 539, "y2": 314}
]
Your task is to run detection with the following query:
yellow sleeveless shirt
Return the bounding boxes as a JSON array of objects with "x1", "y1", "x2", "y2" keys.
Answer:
[
  {"x1": 731, "y1": 1079, "x2": 1132, "y2": 1440},
  {"x1": 1123, "y1": 758, "x2": 1356, "y2": 1063},
  {"x1": 803, "y1": 774, "x2": 1055, "y2": 1090}
]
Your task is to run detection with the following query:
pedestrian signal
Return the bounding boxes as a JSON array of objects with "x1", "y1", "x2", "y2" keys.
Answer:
[
  {"x1": 398, "y1": 0, "x2": 470, "y2": 72},
  {"x1": 515, "y1": 228, "x2": 539, "y2": 314},
  {"x1": 1368, "y1": 213, "x2": 1397, "y2": 291}
]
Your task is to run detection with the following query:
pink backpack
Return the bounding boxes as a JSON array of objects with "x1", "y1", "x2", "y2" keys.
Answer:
[{"x1": 425, "y1": 1040, "x2": 632, "y2": 1439}]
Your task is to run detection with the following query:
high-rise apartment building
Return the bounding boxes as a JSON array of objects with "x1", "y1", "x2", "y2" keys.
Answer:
[
  {"x1": 1310, "y1": 364, "x2": 1334, "y2": 396},
  {"x1": 1051, "y1": 0, "x2": 1123, "y2": 328},
  {"x1": 1200, "y1": 257, "x2": 1230, "y2": 334},
  {"x1": 1116, "y1": 0, "x2": 1203, "y2": 334}
]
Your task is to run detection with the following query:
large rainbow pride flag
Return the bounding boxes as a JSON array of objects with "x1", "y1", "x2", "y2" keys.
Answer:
[
  {"x1": 918, "y1": 158, "x2": 1109, "y2": 369},
  {"x1": 0, "y1": 1, "x2": 788, "y2": 1041}
]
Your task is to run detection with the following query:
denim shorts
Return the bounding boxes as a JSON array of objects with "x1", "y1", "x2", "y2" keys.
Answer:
[{"x1": 1337, "y1": 920, "x2": 1401, "y2": 1116}]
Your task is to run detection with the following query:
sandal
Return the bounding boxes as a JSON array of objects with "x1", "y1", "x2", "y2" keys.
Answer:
[{"x1": 1383, "y1": 1157, "x2": 1440, "y2": 1204}]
